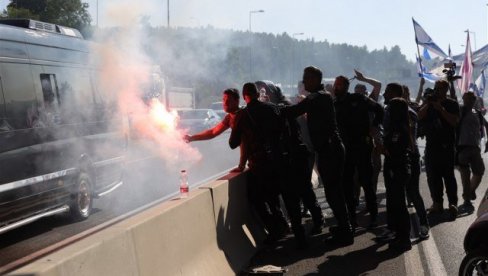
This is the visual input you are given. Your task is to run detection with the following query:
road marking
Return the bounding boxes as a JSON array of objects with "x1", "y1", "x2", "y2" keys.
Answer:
[
  {"x1": 419, "y1": 232, "x2": 448, "y2": 276},
  {"x1": 405, "y1": 208, "x2": 447, "y2": 276},
  {"x1": 405, "y1": 240, "x2": 425, "y2": 275}
]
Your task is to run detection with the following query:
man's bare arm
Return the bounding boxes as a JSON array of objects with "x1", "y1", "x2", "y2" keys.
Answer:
[
  {"x1": 354, "y1": 69, "x2": 382, "y2": 101},
  {"x1": 185, "y1": 122, "x2": 229, "y2": 142}
]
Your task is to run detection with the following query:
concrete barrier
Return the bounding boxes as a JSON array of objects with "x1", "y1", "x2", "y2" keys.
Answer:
[
  {"x1": 200, "y1": 172, "x2": 267, "y2": 272},
  {"x1": 8, "y1": 172, "x2": 263, "y2": 276}
]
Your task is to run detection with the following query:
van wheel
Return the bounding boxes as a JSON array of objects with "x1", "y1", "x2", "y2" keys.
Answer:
[
  {"x1": 459, "y1": 249, "x2": 488, "y2": 276},
  {"x1": 70, "y1": 173, "x2": 93, "y2": 220}
]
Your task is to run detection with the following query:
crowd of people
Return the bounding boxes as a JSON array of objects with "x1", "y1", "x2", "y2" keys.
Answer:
[{"x1": 185, "y1": 65, "x2": 488, "y2": 252}]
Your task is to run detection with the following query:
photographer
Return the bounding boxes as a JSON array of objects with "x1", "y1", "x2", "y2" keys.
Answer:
[{"x1": 418, "y1": 79, "x2": 460, "y2": 220}]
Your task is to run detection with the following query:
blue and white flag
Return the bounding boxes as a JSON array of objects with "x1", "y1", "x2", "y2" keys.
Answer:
[
  {"x1": 412, "y1": 18, "x2": 448, "y2": 59},
  {"x1": 471, "y1": 69, "x2": 486, "y2": 97},
  {"x1": 416, "y1": 55, "x2": 442, "y2": 82}
]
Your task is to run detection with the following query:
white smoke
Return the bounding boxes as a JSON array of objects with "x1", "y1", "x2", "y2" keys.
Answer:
[{"x1": 90, "y1": 0, "x2": 202, "y2": 169}]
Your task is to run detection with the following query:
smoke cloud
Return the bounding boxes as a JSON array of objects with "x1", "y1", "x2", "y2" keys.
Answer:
[{"x1": 91, "y1": 0, "x2": 202, "y2": 169}]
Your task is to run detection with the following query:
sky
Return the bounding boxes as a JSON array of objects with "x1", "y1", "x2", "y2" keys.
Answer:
[{"x1": 1, "y1": 0, "x2": 487, "y2": 62}]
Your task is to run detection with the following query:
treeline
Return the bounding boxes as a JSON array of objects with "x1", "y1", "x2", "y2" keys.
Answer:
[
  {"x1": 138, "y1": 26, "x2": 419, "y2": 107},
  {"x1": 2, "y1": 1, "x2": 421, "y2": 107}
]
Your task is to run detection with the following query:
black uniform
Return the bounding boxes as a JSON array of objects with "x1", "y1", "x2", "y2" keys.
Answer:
[
  {"x1": 334, "y1": 92, "x2": 383, "y2": 225},
  {"x1": 229, "y1": 99, "x2": 296, "y2": 241},
  {"x1": 277, "y1": 102, "x2": 324, "y2": 230},
  {"x1": 283, "y1": 90, "x2": 353, "y2": 240},
  {"x1": 420, "y1": 99, "x2": 460, "y2": 208},
  {"x1": 383, "y1": 108, "x2": 412, "y2": 245}
]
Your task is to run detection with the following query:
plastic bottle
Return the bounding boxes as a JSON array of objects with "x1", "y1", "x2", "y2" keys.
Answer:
[{"x1": 179, "y1": 170, "x2": 189, "y2": 198}]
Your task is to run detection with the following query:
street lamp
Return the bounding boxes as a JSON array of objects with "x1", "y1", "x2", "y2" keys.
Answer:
[
  {"x1": 249, "y1": 9, "x2": 264, "y2": 80},
  {"x1": 166, "y1": 0, "x2": 170, "y2": 27},
  {"x1": 291, "y1": 33, "x2": 304, "y2": 93}
]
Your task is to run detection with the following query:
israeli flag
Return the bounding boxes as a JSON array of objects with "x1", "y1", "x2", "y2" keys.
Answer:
[{"x1": 413, "y1": 18, "x2": 448, "y2": 59}]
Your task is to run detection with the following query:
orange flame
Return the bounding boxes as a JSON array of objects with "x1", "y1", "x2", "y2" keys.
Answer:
[{"x1": 148, "y1": 99, "x2": 178, "y2": 132}]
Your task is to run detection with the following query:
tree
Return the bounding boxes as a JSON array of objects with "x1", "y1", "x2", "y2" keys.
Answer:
[{"x1": 3, "y1": 0, "x2": 91, "y2": 32}]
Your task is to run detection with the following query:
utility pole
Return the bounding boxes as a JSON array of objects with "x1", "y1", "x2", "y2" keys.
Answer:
[{"x1": 167, "y1": 0, "x2": 170, "y2": 28}]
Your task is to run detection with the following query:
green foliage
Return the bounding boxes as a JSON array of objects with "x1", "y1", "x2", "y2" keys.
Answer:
[
  {"x1": 3, "y1": 0, "x2": 91, "y2": 35},
  {"x1": 91, "y1": 25, "x2": 419, "y2": 107},
  {"x1": 128, "y1": 26, "x2": 417, "y2": 106}
]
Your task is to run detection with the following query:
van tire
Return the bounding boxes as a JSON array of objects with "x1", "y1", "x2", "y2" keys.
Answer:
[{"x1": 69, "y1": 173, "x2": 93, "y2": 220}]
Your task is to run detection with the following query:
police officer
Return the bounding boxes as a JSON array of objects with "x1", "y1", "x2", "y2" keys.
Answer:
[
  {"x1": 229, "y1": 83, "x2": 304, "y2": 245},
  {"x1": 282, "y1": 66, "x2": 353, "y2": 245},
  {"x1": 333, "y1": 75, "x2": 384, "y2": 229},
  {"x1": 256, "y1": 80, "x2": 325, "y2": 234}
]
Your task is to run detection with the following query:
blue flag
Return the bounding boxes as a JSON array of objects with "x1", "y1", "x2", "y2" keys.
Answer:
[{"x1": 412, "y1": 18, "x2": 447, "y2": 59}]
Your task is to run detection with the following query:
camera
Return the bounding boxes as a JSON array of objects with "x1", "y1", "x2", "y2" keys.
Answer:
[{"x1": 442, "y1": 61, "x2": 461, "y2": 82}]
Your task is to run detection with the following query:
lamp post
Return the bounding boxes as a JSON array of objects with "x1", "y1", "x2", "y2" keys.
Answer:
[
  {"x1": 167, "y1": 0, "x2": 170, "y2": 27},
  {"x1": 291, "y1": 32, "x2": 304, "y2": 93},
  {"x1": 249, "y1": 9, "x2": 264, "y2": 81}
]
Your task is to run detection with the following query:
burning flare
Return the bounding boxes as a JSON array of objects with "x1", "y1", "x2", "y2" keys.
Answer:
[{"x1": 148, "y1": 99, "x2": 178, "y2": 132}]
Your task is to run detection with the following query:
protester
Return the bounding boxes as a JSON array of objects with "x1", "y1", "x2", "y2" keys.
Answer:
[
  {"x1": 382, "y1": 97, "x2": 413, "y2": 251},
  {"x1": 229, "y1": 83, "x2": 301, "y2": 245},
  {"x1": 384, "y1": 83, "x2": 429, "y2": 240},
  {"x1": 184, "y1": 88, "x2": 246, "y2": 172},
  {"x1": 352, "y1": 70, "x2": 383, "y2": 206},
  {"x1": 353, "y1": 69, "x2": 382, "y2": 101},
  {"x1": 418, "y1": 79, "x2": 460, "y2": 220},
  {"x1": 457, "y1": 91, "x2": 488, "y2": 211},
  {"x1": 256, "y1": 80, "x2": 325, "y2": 235},
  {"x1": 282, "y1": 66, "x2": 353, "y2": 245},
  {"x1": 333, "y1": 75, "x2": 383, "y2": 230}
]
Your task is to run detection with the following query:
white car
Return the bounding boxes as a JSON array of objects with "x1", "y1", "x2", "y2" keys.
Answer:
[{"x1": 177, "y1": 109, "x2": 221, "y2": 133}]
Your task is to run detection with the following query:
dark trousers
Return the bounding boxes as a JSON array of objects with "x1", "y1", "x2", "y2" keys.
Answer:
[
  {"x1": 291, "y1": 149, "x2": 323, "y2": 226},
  {"x1": 384, "y1": 156, "x2": 411, "y2": 242},
  {"x1": 343, "y1": 143, "x2": 378, "y2": 222},
  {"x1": 316, "y1": 142, "x2": 351, "y2": 230},
  {"x1": 407, "y1": 152, "x2": 428, "y2": 226},
  {"x1": 425, "y1": 145, "x2": 458, "y2": 206},
  {"x1": 247, "y1": 166, "x2": 289, "y2": 237}
]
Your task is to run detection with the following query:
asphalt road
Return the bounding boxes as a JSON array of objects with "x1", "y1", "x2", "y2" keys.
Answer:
[
  {"x1": 250, "y1": 142, "x2": 488, "y2": 276},
  {"x1": 0, "y1": 133, "x2": 239, "y2": 270},
  {"x1": 2, "y1": 134, "x2": 486, "y2": 275}
]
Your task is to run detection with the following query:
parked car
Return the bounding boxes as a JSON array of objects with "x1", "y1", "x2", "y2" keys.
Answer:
[
  {"x1": 0, "y1": 19, "x2": 126, "y2": 234},
  {"x1": 459, "y1": 187, "x2": 488, "y2": 275},
  {"x1": 177, "y1": 109, "x2": 221, "y2": 133}
]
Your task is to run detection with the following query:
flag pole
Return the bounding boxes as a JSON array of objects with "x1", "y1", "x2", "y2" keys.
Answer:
[{"x1": 412, "y1": 18, "x2": 424, "y2": 77}]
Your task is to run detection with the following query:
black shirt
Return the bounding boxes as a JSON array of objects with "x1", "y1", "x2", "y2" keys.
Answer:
[
  {"x1": 282, "y1": 90, "x2": 342, "y2": 152},
  {"x1": 334, "y1": 92, "x2": 384, "y2": 146},
  {"x1": 422, "y1": 98, "x2": 460, "y2": 147},
  {"x1": 229, "y1": 99, "x2": 284, "y2": 167}
]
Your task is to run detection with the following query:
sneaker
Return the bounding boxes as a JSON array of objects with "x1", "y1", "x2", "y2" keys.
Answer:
[
  {"x1": 418, "y1": 225, "x2": 430, "y2": 240},
  {"x1": 375, "y1": 228, "x2": 396, "y2": 242},
  {"x1": 462, "y1": 201, "x2": 475, "y2": 212},
  {"x1": 428, "y1": 202, "x2": 444, "y2": 214},
  {"x1": 448, "y1": 204, "x2": 458, "y2": 220}
]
